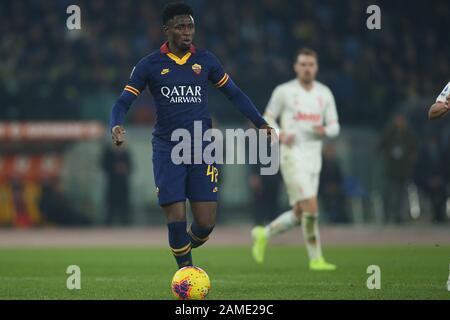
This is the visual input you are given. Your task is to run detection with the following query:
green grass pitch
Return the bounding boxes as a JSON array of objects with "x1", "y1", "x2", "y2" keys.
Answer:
[{"x1": 0, "y1": 245, "x2": 449, "y2": 299}]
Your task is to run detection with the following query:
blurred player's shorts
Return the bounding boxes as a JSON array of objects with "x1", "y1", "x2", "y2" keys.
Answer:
[{"x1": 280, "y1": 161, "x2": 319, "y2": 205}]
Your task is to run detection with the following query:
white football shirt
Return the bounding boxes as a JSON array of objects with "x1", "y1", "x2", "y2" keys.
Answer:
[
  {"x1": 436, "y1": 81, "x2": 450, "y2": 103},
  {"x1": 264, "y1": 79, "x2": 340, "y2": 173}
]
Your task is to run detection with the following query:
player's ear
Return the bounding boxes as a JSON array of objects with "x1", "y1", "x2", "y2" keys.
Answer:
[{"x1": 162, "y1": 24, "x2": 169, "y2": 35}]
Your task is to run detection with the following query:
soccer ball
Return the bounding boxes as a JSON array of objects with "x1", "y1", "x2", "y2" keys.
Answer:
[{"x1": 171, "y1": 266, "x2": 211, "y2": 300}]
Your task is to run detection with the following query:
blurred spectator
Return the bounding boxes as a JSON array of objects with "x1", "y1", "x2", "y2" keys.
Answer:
[
  {"x1": 101, "y1": 144, "x2": 133, "y2": 226},
  {"x1": 39, "y1": 178, "x2": 91, "y2": 226},
  {"x1": 0, "y1": 177, "x2": 42, "y2": 227},
  {"x1": 248, "y1": 164, "x2": 284, "y2": 225},
  {"x1": 10, "y1": 178, "x2": 36, "y2": 227},
  {"x1": 415, "y1": 135, "x2": 448, "y2": 223},
  {"x1": 378, "y1": 114, "x2": 418, "y2": 224},
  {"x1": 319, "y1": 144, "x2": 348, "y2": 223},
  {"x1": 247, "y1": 118, "x2": 284, "y2": 225},
  {"x1": 10, "y1": 178, "x2": 32, "y2": 227}
]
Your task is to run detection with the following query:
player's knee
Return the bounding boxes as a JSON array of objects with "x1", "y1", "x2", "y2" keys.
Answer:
[
  {"x1": 293, "y1": 203, "x2": 303, "y2": 219},
  {"x1": 195, "y1": 214, "x2": 216, "y2": 228},
  {"x1": 308, "y1": 202, "x2": 318, "y2": 215},
  {"x1": 164, "y1": 211, "x2": 186, "y2": 223},
  {"x1": 196, "y1": 219, "x2": 215, "y2": 231},
  {"x1": 299, "y1": 199, "x2": 318, "y2": 215}
]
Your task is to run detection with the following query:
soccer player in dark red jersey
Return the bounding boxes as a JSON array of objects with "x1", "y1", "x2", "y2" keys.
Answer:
[{"x1": 110, "y1": 2, "x2": 276, "y2": 268}]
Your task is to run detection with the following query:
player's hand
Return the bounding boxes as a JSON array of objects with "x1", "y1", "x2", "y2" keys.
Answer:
[
  {"x1": 279, "y1": 132, "x2": 295, "y2": 146},
  {"x1": 112, "y1": 125, "x2": 126, "y2": 146},
  {"x1": 313, "y1": 125, "x2": 326, "y2": 137},
  {"x1": 437, "y1": 100, "x2": 450, "y2": 113},
  {"x1": 260, "y1": 123, "x2": 278, "y2": 145}
]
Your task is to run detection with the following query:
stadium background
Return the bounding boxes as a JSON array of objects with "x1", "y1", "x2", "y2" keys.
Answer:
[
  {"x1": 1, "y1": 0, "x2": 450, "y2": 301},
  {"x1": 1, "y1": 0, "x2": 449, "y2": 228}
]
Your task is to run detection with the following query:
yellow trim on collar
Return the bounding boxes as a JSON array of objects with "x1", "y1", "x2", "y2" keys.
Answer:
[{"x1": 166, "y1": 52, "x2": 192, "y2": 65}]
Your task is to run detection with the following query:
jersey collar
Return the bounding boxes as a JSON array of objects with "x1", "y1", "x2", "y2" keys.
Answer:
[{"x1": 160, "y1": 41, "x2": 196, "y2": 65}]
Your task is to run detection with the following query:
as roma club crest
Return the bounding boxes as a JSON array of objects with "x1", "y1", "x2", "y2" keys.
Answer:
[{"x1": 192, "y1": 64, "x2": 202, "y2": 75}]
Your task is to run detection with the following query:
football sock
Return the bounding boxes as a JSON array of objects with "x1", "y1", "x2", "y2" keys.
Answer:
[
  {"x1": 188, "y1": 223, "x2": 215, "y2": 248},
  {"x1": 167, "y1": 221, "x2": 193, "y2": 268},
  {"x1": 265, "y1": 210, "x2": 300, "y2": 239},
  {"x1": 301, "y1": 212, "x2": 322, "y2": 260}
]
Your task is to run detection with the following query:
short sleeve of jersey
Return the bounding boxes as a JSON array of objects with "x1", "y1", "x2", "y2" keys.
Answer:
[
  {"x1": 436, "y1": 81, "x2": 450, "y2": 103},
  {"x1": 124, "y1": 58, "x2": 148, "y2": 97},
  {"x1": 207, "y1": 52, "x2": 230, "y2": 89}
]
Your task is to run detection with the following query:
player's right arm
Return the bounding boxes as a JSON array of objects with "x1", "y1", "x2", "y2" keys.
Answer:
[
  {"x1": 428, "y1": 82, "x2": 450, "y2": 120},
  {"x1": 110, "y1": 59, "x2": 147, "y2": 146},
  {"x1": 320, "y1": 88, "x2": 340, "y2": 138}
]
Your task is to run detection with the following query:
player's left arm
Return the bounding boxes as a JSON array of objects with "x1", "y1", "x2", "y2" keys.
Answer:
[
  {"x1": 208, "y1": 53, "x2": 276, "y2": 140},
  {"x1": 314, "y1": 89, "x2": 340, "y2": 138},
  {"x1": 218, "y1": 78, "x2": 267, "y2": 127}
]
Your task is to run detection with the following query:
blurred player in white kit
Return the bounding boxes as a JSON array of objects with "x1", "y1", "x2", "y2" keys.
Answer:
[{"x1": 252, "y1": 48, "x2": 340, "y2": 271}]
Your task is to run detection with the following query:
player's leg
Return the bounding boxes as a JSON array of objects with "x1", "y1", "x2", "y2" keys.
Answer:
[
  {"x1": 298, "y1": 173, "x2": 336, "y2": 270},
  {"x1": 153, "y1": 151, "x2": 191, "y2": 269},
  {"x1": 186, "y1": 163, "x2": 219, "y2": 248},
  {"x1": 251, "y1": 207, "x2": 301, "y2": 263},
  {"x1": 264, "y1": 208, "x2": 301, "y2": 238},
  {"x1": 189, "y1": 201, "x2": 216, "y2": 248},
  {"x1": 251, "y1": 160, "x2": 303, "y2": 263},
  {"x1": 297, "y1": 197, "x2": 322, "y2": 259},
  {"x1": 162, "y1": 201, "x2": 193, "y2": 268}
]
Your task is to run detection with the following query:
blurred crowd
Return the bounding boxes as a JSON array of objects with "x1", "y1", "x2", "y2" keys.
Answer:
[{"x1": 1, "y1": 0, "x2": 449, "y2": 127}]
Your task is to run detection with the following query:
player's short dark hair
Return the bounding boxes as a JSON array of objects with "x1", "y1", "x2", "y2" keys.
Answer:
[
  {"x1": 162, "y1": 2, "x2": 194, "y2": 25},
  {"x1": 296, "y1": 48, "x2": 318, "y2": 61}
]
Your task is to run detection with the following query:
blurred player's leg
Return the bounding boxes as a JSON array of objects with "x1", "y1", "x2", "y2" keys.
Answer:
[
  {"x1": 251, "y1": 226, "x2": 267, "y2": 263},
  {"x1": 265, "y1": 209, "x2": 300, "y2": 237},
  {"x1": 299, "y1": 197, "x2": 336, "y2": 271},
  {"x1": 163, "y1": 201, "x2": 193, "y2": 269},
  {"x1": 251, "y1": 209, "x2": 300, "y2": 263},
  {"x1": 251, "y1": 160, "x2": 307, "y2": 263},
  {"x1": 252, "y1": 171, "x2": 336, "y2": 270},
  {"x1": 189, "y1": 201, "x2": 216, "y2": 248}
]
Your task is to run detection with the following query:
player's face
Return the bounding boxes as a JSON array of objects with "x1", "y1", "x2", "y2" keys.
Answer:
[
  {"x1": 164, "y1": 15, "x2": 195, "y2": 51},
  {"x1": 294, "y1": 54, "x2": 318, "y2": 84}
]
